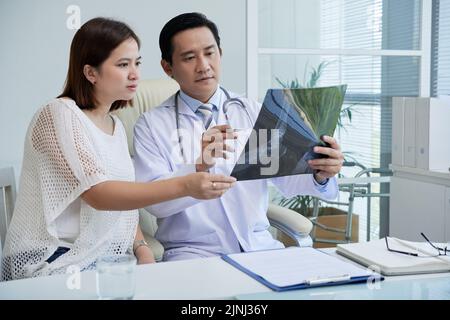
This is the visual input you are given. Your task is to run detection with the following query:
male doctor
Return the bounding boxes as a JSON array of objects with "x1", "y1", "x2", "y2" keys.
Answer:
[{"x1": 133, "y1": 12, "x2": 344, "y2": 261}]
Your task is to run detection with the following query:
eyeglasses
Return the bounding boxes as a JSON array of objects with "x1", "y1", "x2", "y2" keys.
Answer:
[{"x1": 385, "y1": 233, "x2": 449, "y2": 258}]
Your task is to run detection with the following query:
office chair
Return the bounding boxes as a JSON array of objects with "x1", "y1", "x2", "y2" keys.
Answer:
[
  {"x1": 0, "y1": 167, "x2": 16, "y2": 256},
  {"x1": 310, "y1": 161, "x2": 392, "y2": 246}
]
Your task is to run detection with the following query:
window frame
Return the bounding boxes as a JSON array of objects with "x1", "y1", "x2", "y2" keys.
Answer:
[{"x1": 246, "y1": 0, "x2": 433, "y2": 101}]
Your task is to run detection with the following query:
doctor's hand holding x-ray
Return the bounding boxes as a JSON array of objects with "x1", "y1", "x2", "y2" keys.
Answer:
[
  {"x1": 309, "y1": 135, "x2": 345, "y2": 183},
  {"x1": 196, "y1": 129, "x2": 343, "y2": 184},
  {"x1": 196, "y1": 128, "x2": 344, "y2": 181}
]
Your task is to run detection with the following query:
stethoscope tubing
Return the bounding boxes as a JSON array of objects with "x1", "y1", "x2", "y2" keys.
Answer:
[{"x1": 174, "y1": 87, "x2": 252, "y2": 161}]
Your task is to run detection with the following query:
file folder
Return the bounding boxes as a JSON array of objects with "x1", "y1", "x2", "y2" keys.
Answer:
[{"x1": 222, "y1": 247, "x2": 383, "y2": 292}]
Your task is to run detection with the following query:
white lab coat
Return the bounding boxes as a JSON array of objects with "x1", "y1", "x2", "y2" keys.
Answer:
[{"x1": 133, "y1": 88, "x2": 338, "y2": 261}]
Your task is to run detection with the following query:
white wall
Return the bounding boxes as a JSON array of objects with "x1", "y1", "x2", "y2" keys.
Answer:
[{"x1": 0, "y1": 0, "x2": 247, "y2": 181}]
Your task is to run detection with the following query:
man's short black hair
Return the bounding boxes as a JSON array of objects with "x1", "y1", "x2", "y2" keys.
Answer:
[{"x1": 159, "y1": 12, "x2": 221, "y2": 64}]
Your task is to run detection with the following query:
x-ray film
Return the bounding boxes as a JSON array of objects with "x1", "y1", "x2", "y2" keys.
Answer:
[{"x1": 231, "y1": 85, "x2": 347, "y2": 181}]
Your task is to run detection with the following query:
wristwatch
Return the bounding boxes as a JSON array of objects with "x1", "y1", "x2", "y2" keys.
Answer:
[{"x1": 133, "y1": 239, "x2": 150, "y2": 255}]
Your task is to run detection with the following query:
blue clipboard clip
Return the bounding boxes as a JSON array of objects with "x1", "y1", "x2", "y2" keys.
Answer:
[{"x1": 305, "y1": 274, "x2": 351, "y2": 285}]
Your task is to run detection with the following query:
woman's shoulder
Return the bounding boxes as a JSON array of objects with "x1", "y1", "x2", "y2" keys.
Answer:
[
  {"x1": 35, "y1": 97, "x2": 78, "y2": 115},
  {"x1": 47, "y1": 97, "x2": 79, "y2": 111},
  {"x1": 29, "y1": 98, "x2": 85, "y2": 133}
]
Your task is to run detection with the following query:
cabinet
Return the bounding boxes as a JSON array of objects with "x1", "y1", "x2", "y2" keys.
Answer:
[
  {"x1": 389, "y1": 165, "x2": 450, "y2": 242},
  {"x1": 390, "y1": 96, "x2": 450, "y2": 242},
  {"x1": 391, "y1": 97, "x2": 450, "y2": 171}
]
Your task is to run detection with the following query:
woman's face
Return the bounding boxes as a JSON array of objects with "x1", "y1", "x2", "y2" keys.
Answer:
[{"x1": 92, "y1": 38, "x2": 141, "y2": 105}]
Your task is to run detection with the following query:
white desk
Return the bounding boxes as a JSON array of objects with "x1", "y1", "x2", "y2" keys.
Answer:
[
  {"x1": 0, "y1": 256, "x2": 270, "y2": 300},
  {"x1": 1, "y1": 249, "x2": 449, "y2": 300},
  {"x1": 237, "y1": 250, "x2": 450, "y2": 300}
]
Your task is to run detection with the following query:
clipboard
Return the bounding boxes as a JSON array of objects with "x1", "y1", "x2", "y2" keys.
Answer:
[{"x1": 222, "y1": 247, "x2": 383, "y2": 292}]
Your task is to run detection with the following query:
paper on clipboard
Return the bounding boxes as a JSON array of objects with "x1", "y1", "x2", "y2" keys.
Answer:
[{"x1": 224, "y1": 247, "x2": 376, "y2": 289}]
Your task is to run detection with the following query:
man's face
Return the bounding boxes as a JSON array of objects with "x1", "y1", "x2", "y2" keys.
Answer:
[{"x1": 162, "y1": 26, "x2": 222, "y2": 103}]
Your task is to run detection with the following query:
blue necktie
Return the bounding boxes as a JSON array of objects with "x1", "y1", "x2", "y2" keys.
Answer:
[{"x1": 196, "y1": 103, "x2": 215, "y2": 129}]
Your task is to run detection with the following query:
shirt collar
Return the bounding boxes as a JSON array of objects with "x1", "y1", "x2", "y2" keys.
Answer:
[{"x1": 179, "y1": 86, "x2": 221, "y2": 113}]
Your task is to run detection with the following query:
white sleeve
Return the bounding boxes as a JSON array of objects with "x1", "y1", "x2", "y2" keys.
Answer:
[
  {"x1": 31, "y1": 102, "x2": 108, "y2": 223},
  {"x1": 271, "y1": 174, "x2": 338, "y2": 200},
  {"x1": 133, "y1": 113, "x2": 201, "y2": 218}
]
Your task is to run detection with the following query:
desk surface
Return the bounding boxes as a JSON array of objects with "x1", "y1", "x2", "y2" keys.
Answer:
[
  {"x1": 1, "y1": 249, "x2": 449, "y2": 300},
  {"x1": 236, "y1": 273, "x2": 450, "y2": 300},
  {"x1": 0, "y1": 256, "x2": 269, "y2": 300}
]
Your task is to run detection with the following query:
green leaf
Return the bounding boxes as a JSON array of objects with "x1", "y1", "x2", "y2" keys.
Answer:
[{"x1": 284, "y1": 85, "x2": 348, "y2": 139}]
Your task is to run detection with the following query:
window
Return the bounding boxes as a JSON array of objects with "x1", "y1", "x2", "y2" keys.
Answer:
[
  {"x1": 432, "y1": 0, "x2": 450, "y2": 96},
  {"x1": 251, "y1": 0, "x2": 426, "y2": 241}
]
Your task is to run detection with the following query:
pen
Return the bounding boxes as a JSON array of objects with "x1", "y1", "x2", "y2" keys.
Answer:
[{"x1": 305, "y1": 274, "x2": 351, "y2": 285}]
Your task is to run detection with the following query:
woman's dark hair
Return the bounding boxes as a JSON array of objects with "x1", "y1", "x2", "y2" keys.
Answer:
[
  {"x1": 58, "y1": 17, "x2": 140, "y2": 111},
  {"x1": 159, "y1": 12, "x2": 221, "y2": 64}
]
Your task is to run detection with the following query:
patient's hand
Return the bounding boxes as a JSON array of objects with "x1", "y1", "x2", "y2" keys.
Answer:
[{"x1": 184, "y1": 172, "x2": 237, "y2": 200}]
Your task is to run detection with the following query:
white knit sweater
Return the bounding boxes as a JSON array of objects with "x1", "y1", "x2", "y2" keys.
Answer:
[{"x1": 1, "y1": 98, "x2": 138, "y2": 281}]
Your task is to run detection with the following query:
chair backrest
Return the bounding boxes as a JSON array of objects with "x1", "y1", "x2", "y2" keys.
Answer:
[
  {"x1": 0, "y1": 167, "x2": 16, "y2": 250},
  {"x1": 114, "y1": 78, "x2": 179, "y2": 156},
  {"x1": 114, "y1": 79, "x2": 179, "y2": 239}
]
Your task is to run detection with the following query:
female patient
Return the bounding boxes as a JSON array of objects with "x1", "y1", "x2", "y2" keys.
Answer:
[{"x1": 1, "y1": 17, "x2": 235, "y2": 281}]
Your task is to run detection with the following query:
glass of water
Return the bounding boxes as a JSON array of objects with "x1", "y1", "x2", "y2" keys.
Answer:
[{"x1": 96, "y1": 254, "x2": 137, "y2": 300}]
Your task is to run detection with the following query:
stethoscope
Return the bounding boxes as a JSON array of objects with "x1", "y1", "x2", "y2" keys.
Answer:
[{"x1": 174, "y1": 87, "x2": 252, "y2": 161}]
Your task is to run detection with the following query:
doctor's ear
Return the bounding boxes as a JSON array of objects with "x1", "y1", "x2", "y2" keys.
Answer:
[{"x1": 161, "y1": 59, "x2": 173, "y2": 78}]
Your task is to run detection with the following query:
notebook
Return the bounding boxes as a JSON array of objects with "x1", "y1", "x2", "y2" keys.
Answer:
[
  {"x1": 222, "y1": 247, "x2": 382, "y2": 291},
  {"x1": 336, "y1": 237, "x2": 450, "y2": 276}
]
